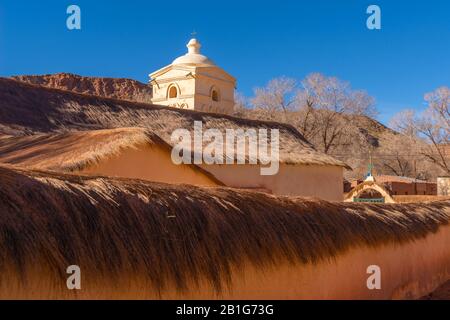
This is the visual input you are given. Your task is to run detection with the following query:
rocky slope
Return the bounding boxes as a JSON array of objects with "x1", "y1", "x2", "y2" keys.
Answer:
[{"x1": 12, "y1": 73, "x2": 153, "y2": 103}]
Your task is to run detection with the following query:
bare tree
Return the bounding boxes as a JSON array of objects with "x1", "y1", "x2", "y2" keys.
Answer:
[
  {"x1": 235, "y1": 75, "x2": 447, "y2": 180},
  {"x1": 296, "y1": 73, "x2": 376, "y2": 154},
  {"x1": 425, "y1": 87, "x2": 450, "y2": 131},
  {"x1": 233, "y1": 91, "x2": 250, "y2": 115},
  {"x1": 294, "y1": 99, "x2": 320, "y2": 142},
  {"x1": 251, "y1": 77, "x2": 298, "y2": 120},
  {"x1": 390, "y1": 109, "x2": 417, "y2": 138},
  {"x1": 390, "y1": 87, "x2": 450, "y2": 175},
  {"x1": 374, "y1": 133, "x2": 420, "y2": 177},
  {"x1": 243, "y1": 73, "x2": 378, "y2": 157}
]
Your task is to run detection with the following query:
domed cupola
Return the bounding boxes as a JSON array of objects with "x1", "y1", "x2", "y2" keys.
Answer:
[
  {"x1": 171, "y1": 38, "x2": 216, "y2": 66},
  {"x1": 149, "y1": 37, "x2": 236, "y2": 114}
]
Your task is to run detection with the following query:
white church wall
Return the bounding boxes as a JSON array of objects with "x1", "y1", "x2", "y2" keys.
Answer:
[{"x1": 149, "y1": 39, "x2": 236, "y2": 114}]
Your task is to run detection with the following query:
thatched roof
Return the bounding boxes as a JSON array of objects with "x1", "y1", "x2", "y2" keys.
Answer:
[
  {"x1": 0, "y1": 165, "x2": 448, "y2": 293},
  {"x1": 0, "y1": 77, "x2": 350, "y2": 168},
  {"x1": 394, "y1": 195, "x2": 450, "y2": 203},
  {"x1": 0, "y1": 127, "x2": 153, "y2": 171},
  {"x1": 0, "y1": 127, "x2": 225, "y2": 185}
]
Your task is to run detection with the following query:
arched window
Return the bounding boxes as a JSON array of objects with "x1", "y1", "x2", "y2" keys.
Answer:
[
  {"x1": 168, "y1": 85, "x2": 178, "y2": 98},
  {"x1": 211, "y1": 90, "x2": 219, "y2": 102}
]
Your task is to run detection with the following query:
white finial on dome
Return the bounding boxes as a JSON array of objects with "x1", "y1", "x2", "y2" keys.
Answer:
[
  {"x1": 171, "y1": 37, "x2": 215, "y2": 66},
  {"x1": 187, "y1": 38, "x2": 201, "y2": 54}
]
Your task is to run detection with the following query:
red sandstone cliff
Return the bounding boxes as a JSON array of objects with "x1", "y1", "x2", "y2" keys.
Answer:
[{"x1": 12, "y1": 73, "x2": 153, "y2": 103}]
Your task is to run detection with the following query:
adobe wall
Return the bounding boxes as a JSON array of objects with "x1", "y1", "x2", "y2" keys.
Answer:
[
  {"x1": 173, "y1": 224, "x2": 450, "y2": 300},
  {"x1": 77, "y1": 145, "x2": 344, "y2": 201},
  {"x1": 201, "y1": 164, "x2": 344, "y2": 201},
  {"x1": 79, "y1": 143, "x2": 219, "y2": 187},
  {"x1": 383, "y1": 182, "x2": 436, "y2": 196},
  {"x1": 2, "y1": 224, "x2": 448, "y2": 300}
]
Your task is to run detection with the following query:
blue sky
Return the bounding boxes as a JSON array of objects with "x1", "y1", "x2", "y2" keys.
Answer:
[{"x1": 0, "y1": 0, "x2": 449, "y2": 124}]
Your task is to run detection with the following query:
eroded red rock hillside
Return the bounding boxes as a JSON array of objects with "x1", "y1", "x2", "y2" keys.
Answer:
[{"x1": 12, "y1": 73, "x2": 152, "y2": 103}]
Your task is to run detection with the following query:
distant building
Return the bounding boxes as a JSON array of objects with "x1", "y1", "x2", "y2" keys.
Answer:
[
  {"x1": 350, "y1": 175, "x2": 437, "y2": 196},
  {"x1": 437, "y1": 177, "x2": 450, "y2": 196},
  {"x1": 149, "y1": 38, "x2": 236, "y2": 114},
  {"x1": 345, "y1": 174, "x2": 395, "y2": 203}
]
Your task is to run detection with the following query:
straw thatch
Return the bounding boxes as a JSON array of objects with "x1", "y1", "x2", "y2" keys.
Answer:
[
  {"x1": 0, "y1": 77, "x2": 350, "y2": 168},
  {"x1": 0, "y1": 127, "x2": 225, "y2": 185},
  {"x1": 0, "y1": 127, "x2": 154, "y2": 171},
  {"x1": 394, "y1": 195, "x2": 450, "y2": 203},
  {"x1": 0, "y1": 165, "x2": 448, "y2": 294}
]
